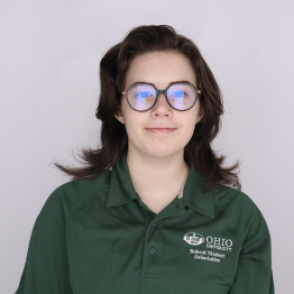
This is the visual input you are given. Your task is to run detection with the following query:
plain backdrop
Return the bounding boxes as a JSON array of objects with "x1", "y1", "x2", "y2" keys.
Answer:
[{"x1": 0, "y1": 0, "x2": 293, "y2": 293}]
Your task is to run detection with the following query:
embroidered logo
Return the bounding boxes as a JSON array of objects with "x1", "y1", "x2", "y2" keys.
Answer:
[
  {"x1": 183, "y1": 231, "x2": 233, "y2": 263},
  {"x1": 206, "y1": 235, "x2": 233, "y2": 252},
  {"x1": 183, "y1": 232, "x2": 233, "y2": 252},
  {"x1": 183, "y1": 231, "x2": 205, "y2": 246}
]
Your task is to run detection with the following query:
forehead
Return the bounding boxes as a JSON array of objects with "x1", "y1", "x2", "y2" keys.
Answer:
[{"x1": 125, "y1": 50, "x2": 197, "y2": 89}]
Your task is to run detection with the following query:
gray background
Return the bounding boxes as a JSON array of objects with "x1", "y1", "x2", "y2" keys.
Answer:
[{"x1": 1, "y1": 0, "x2": 293, "y2": 293}]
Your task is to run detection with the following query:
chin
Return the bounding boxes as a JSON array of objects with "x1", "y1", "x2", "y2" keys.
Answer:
[{"x1": 143, "y1": 146, "x2": 181, "y2": 158}]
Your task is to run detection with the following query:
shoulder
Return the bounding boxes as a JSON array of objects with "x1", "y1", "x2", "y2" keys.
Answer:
[
  {"x1": 213, "y1": 184, "x2": 259, "y2": 218},
  {"x1": 212, "y1": 184, "x2": 270, "y2": 241},
  {"x1": 38, "y1": 171, "x2": 112, "y2": 222}
]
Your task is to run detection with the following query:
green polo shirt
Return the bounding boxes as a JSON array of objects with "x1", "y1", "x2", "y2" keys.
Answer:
[{"x1": 15, "y1": 147, "x2": 274, "y2": 294}]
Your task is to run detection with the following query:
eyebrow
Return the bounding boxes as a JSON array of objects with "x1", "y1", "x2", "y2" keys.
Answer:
[{"x1": 131, "y1": 80, "x2": 196, "y2": 89}]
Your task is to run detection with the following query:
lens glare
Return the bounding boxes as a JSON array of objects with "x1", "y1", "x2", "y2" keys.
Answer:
[
  {"x1": 167, "y1": 83, "x2": 196, "y2": 110},
  {"x1": 128, "y1": 84, "x2": 156, "y2": 110},
  {"x1": 127, "y1": 82, "x2": 196, "y2": 111}
]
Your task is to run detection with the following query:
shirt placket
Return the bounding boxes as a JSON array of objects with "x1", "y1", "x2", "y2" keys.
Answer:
[{"x1": 136, "y1": 187, "x2": 186, "y2": 281}]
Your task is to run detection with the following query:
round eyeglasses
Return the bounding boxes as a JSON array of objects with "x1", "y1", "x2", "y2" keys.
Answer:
[{"x1": 121, "y1": 82, "x2": 201, "y2": 111}]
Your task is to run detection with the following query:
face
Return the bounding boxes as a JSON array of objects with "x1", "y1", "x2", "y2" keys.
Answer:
[{"x1": 114, "y1": 50, "x2": 204, "y2": 158}]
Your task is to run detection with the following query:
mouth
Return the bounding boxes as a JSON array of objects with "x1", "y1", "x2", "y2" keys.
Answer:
[{"x1": 145, "y1": 128, "x2": 177, "y2": 134}]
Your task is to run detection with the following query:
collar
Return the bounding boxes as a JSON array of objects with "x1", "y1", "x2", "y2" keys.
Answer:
[{"x1": 106, "y1": 148, "x2": 215, "y2": 219}]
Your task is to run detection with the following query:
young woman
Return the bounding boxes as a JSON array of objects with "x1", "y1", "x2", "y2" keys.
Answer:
[{"x1": 15, "y1": 25, "x2": 274, "y2": 293}]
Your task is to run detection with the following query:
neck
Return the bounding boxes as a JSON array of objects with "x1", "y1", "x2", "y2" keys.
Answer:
[{"x1": 126, "y1": 145, "x2": 190, "y2": 202}]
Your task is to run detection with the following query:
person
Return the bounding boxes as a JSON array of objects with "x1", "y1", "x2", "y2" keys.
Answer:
[{"x1": 15, "y1": 25, "x2": 275, "y2": 293}]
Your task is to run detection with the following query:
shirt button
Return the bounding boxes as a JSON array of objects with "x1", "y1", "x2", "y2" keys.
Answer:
[
  {"x1": 148, "y1": 247, "x2": 156, "y2": 255},
  {"x1": 152, "y1": 221, "x2": 158, "y2": 227}
]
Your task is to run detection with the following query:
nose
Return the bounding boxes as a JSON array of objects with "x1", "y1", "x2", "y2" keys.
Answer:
[
  {"x1": 151, "y1": 92, "x2": 172, "y2": 117},
  {"x1": 155, "y1": 92, "x2": 170, "y2": 108}
]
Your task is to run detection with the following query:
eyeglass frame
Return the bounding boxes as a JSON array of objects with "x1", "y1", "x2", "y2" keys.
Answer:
[{"x1": 121, "y1": 81, "x2": 201, "y2": 112}]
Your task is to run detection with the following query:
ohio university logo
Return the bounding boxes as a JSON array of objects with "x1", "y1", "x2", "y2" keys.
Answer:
[
  {"x1": 183, "y1": 231, "x2": 233, "y2": 252},
  {"x1": 183, "y1": 232, "x2": 205, "y2": 246}
]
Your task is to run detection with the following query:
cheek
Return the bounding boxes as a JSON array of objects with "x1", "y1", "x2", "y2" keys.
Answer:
[
  {"x1": 120, "y1": 101, "x2": 138, "y2": 135},
  {"x1": 179, "y1": 117, "x2": 197, "y2": 143},
  {"x1": 183, "y1": 121, "x2": 196, "y2": 140},
  {"x1": 180, "y1": 112, "x2": 197, "y2": 131},
  {"x1": 124, "y1": 120, "x2": 135, "y2": 138},
  {"x1": 123, "y1": 114, "x2": 143, "y2": 138}
]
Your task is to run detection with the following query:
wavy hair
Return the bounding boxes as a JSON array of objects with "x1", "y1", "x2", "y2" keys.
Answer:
[{"x1": 52, "y1": 25, "x2": 241, "y2": 192}]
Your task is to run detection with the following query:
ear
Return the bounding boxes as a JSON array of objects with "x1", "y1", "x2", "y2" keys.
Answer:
[
  {"x1": 114, "y1": 109, "x2": 125, "y2": 125},
  {"x1": 196, "y1": 105, "x2": 204, "y2": 124}
]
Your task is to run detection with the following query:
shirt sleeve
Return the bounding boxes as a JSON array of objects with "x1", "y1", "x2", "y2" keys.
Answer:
[
  {"x1": 15, "y1": 188, "x2": 73, "y2": 294},
  {"x1": 228, "y1": 207, "x2": 275, "y2": 294}
]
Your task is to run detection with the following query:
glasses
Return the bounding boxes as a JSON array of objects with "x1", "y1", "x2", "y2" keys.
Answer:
[{"x1": 121, "y1": 82, "x2": 201, "y2": 111}]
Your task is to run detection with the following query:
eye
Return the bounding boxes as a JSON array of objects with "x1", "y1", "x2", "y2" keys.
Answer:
[
  {"x1": 136, "y1": 91, "x2": 152, "y2": 98},
  {"x1": 171, "y1": 91, "x2": 186, "y2": 98}
]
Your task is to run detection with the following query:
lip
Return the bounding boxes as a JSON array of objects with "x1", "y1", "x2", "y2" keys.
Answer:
[{"x1": 145, "y1": 128, "x2": 177, "y2": 134}]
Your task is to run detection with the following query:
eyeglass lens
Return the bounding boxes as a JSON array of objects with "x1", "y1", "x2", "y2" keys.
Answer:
[{"x1": 127, "y1": 83, "x2": 197, "y2": 111}]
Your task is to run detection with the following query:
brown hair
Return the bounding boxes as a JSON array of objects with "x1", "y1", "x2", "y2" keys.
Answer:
[{"x1": 52, "y1": 25, "x2": 241, "y2": 192}]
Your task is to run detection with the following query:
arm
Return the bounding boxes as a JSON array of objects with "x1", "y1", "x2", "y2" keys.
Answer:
[
  {"x1": 15, "y1": 188, "x2": 73, "y2": 294},
  {"x1": 228, "y1": 208, "x2": 275, "y2": 294}
]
